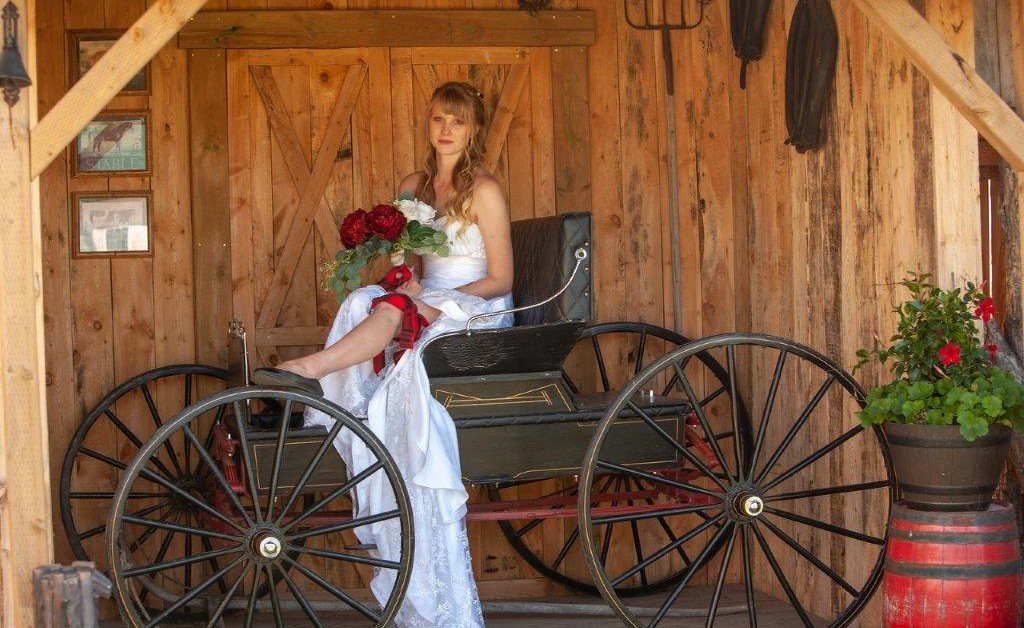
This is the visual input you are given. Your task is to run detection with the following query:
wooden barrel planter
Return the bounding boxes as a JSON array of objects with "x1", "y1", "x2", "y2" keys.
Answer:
[
  {"x1": 883, "y1": 502, "x2": 1022, "y2": 627},
  {"x1": 883, "y1": 423, "x2": 1012, "y2": 511}
]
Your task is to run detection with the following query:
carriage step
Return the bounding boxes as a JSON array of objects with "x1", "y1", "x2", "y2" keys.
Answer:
[{"x1": 344, "y1": 543, "x2": 377, "y2": 551}]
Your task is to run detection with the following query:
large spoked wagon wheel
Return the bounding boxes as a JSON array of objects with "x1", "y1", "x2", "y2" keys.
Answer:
[
  {"x1": 107, "y1": 388, "x2": 413, "y2": 628},
  {"x1": 579, "y1": 333, "x2": 895, "y2": 627},
  {"x1": 60, "y1": 364, "x2": 228, "y2": 567},
  {"x1": 491, "y1": 322, "x2": 741, "y2": 597}
]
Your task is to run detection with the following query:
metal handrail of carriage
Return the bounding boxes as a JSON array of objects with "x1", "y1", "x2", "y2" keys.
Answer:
[{"x1": 417, "y1": 243, "x2": 590, "y2": 348}]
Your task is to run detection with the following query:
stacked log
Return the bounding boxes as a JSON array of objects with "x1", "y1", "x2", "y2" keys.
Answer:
[{"x1": 31, "y1": 563, "x2": 110, "y2": 628}]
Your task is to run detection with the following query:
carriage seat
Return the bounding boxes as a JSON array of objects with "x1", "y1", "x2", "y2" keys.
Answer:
[{"x1": 421, "y1": 212, "x2": 592, "y2": 379}]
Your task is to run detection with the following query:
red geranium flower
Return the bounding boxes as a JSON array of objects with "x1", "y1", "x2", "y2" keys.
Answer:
[
  {"x1": 987, "y1": 343, "x2": 999, "y2": 360},
  {"x1": 339, "y1": 209, "x2": 370, "y2": 248},
  {"x1": 366, "y1": 204, "x2": 407, "y2": 242},
  {"x1": 938, "y1": 342, "x2": 961, "y2": 366},
  {"x1": 974, "y1": 297, "x2": 996, "y2": 322}
]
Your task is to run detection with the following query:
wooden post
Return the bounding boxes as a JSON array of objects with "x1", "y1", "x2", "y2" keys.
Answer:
[
  {"x1": 0, "y1": 1, "x2": 55, "y2": 627},
  {"x1": 1010, "y1": 0, "x2": 1024, "y2": 358},
  {"x1": 926, "y1": 0, "x2": 982, "y2": 286}
]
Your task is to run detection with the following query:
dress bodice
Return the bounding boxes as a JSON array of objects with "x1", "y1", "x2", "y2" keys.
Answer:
[
  {"x1": 432, "y1": 215, "x2": 486, "y2": 258},
  {"x1": 421, "y1": 216, "x2": 489, "y2": 291}
]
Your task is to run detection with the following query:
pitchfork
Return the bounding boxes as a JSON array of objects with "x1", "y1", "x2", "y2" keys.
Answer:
[{"x1": 623, "y1": 0, "x2": 713, "y2": 335}]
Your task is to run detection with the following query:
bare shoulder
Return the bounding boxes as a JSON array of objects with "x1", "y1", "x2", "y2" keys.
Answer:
[
  {"x1": 472, "y1": 170, "x2": 503, "y2": 197},
  {"x1": 470, "y1": 171, "x2": 507, "y2": 220},
  {"x1": 398, "y1": 171, "x2": 427, "y2": 196}
]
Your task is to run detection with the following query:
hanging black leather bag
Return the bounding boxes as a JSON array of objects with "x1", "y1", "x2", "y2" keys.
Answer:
[{"x1": 730, "y1": 0, "x2": 773, "y2": 89}]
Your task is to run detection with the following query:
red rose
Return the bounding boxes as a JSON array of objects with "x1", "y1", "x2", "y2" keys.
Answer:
[
  {"x1": 366, "y1": 203, "x2": 407, "y2": 242},
  {"x1": 987, "y1": 343, "x2": 999, "y2": 361},
  {"x1": 938, "y1": 342, "x2": 961, "y2": 366},
  {"x1": 339, "y1": 209, "x2": 369, "y2": 248},
  {"x1": 974, "y1": 296, "x2": 996, "y2": 322}
]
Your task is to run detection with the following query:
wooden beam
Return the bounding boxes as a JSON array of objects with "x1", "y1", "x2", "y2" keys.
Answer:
[
  {"x1": 178, "y1": 10, "x2": 595, "y2": 49},
  {"x1": 1, "y1": 0, "x2": 54, "y2": 624},
  {"x1": 29, "y1": 0, "x2": 210, "y2": 179},
  {"x1": 851, "y1": 0, "x2": 1024, "y2": 172}
]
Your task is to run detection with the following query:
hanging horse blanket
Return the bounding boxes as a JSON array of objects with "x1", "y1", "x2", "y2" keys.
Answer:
[{"x1": 785, "y1": 0, "x2": 839, "y2": 153}]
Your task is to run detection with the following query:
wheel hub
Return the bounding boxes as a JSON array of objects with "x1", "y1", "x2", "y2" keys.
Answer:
[
  {"x1": 741, "y1": 495, "x2": 764, "y2": 517},
  {"x1": 258, "y1": 536, "x2": 282, "y2": 558},
  {"x1": 726, "y1": 485, "x2": 764, "y2": 521},
  {"x1": 249, "y1": 528, "x2": 284, "y2": 561}
]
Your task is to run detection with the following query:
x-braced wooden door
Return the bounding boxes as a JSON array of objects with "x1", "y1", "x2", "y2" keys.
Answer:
[
  {"x1": 228, "y1": 47, "x2": 555, "y2": 367},
  {"x1": 228, "y1": 49, "x2": 392, "y2": 367}
]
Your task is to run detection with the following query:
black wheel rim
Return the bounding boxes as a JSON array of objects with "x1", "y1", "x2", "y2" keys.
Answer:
[
  {"x1": 107, "y1": 387, "x2": 413, "y2": 628},
  {"x1": 494, "y1": 322, "x2": 738, "y2": 597},
  {"x1": 59, "y1": 364, "x2": 228, "y2": 568},
  {"x1": 578, "y1": 333, "x2": 894, "y2": 627}
]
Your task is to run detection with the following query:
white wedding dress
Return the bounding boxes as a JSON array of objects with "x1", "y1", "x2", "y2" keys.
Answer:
[{"x1": 304, "y1": 215, "x2": 512, "y2": 627}]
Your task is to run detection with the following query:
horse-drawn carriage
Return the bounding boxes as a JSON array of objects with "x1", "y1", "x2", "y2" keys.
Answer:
[{"x1": 60, "y1": 213, "x2": 894, "y2": 627}]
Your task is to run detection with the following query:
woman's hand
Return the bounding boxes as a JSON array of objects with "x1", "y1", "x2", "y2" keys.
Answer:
[{"x1": 395, "y1": 267, "x2": 423, "y2": 298}]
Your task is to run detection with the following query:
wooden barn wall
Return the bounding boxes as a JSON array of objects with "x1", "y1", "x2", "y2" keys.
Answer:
[{"x1": 37, "y1": 0, "x2": 985, "y2": 621}]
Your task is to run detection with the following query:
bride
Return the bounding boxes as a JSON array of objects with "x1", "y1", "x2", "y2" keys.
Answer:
[{"x1": 253, "y1": 81, "x2": 512, "y2": 627}]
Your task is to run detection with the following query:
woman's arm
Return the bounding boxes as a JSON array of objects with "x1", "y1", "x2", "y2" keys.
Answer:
[{"x1": 455, "y1": 175, "x2": 513, "y2": 300}]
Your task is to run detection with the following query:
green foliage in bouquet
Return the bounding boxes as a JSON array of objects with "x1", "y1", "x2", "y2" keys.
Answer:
[
  {"x1": 322, "y1": 194, "x2": 449, "y2": 301},
  {"x1": 854, "y1": 272, "x2": 1024, "y2": 441}
]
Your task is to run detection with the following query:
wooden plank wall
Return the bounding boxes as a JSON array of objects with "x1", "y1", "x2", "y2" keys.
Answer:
[{"x1": 37, "y1": 0, "x2": 984, "y2": 622}]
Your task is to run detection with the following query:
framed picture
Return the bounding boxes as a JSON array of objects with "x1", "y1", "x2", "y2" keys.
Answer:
[
  {"x1": 73, "y1": 192, "x2": 153, "y2": 257},
  {"x1": 68, "y1": 30, "x2": 150, "y2": 94},
  {"x1": 72, "y1": 111, "x2": 151, "y2": 176}
]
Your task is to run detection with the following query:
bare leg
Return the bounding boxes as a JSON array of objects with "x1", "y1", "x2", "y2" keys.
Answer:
[{"x1": 275, "y1": 298, "x2": 441, "y2": 380}]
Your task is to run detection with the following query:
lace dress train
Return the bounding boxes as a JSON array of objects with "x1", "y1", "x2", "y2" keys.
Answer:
[{"x1": 304, "y1": 218, "x2": 511, "y2": 627}]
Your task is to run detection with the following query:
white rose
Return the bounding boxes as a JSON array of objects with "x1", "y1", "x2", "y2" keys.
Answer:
[{"x1": 394, "y1": 198, "x2": 435, "y2": 224}]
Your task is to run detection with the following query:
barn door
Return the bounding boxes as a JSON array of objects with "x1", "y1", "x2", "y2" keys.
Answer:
[
  {"x1": 228, "y1": 47, "x2": 554, "y2": 367},
  {"x1": 227, "y1": 49, "x2": 392, "y2": 366}
]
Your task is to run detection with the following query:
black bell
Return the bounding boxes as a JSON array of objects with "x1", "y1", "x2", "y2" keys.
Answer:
[{"x1": 1, "y1": 2, "x2": 32, "y2": 107}]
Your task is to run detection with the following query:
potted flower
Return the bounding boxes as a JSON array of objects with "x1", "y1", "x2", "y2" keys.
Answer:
[{"x1": 855, "y1": 272, "x2": 1024, "y2": 511}]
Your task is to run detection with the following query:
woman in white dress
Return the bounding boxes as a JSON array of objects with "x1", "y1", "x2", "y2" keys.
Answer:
[{"x1": 253, "y1": 81, "x2": 512, "y2": 628}]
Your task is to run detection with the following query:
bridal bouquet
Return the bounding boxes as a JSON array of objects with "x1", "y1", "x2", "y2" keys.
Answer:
[{"x1": 322, "y1": 193, "x2": 449, "y2": 300}]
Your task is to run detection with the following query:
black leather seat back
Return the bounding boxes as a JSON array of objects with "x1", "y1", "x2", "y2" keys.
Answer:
[{"x1": 510, "y1": 212, "x2": 592, "y2": 326}]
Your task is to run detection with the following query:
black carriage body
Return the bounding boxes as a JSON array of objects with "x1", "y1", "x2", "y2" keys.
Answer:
[
  {"x1": 416, "y1": 212, "x2": 686, "y2": 483},
  {"x1": 243, "y1": 425, "x2": 348, "y2": 495},
  {"x1": 232, "y1": 212, "x2": 686, "y2": 486}
]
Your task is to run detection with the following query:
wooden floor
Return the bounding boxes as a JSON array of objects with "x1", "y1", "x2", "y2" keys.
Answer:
[{"x1": 102, "y1": 586, "x2": 824, "y2": 627}]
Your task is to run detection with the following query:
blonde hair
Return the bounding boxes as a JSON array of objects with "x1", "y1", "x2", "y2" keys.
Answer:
[{"x1": 416, "y1": 82, "x2": 486, "y2": 227}]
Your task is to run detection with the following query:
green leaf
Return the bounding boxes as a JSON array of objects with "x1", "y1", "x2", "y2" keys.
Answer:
[
  {"x1": 957, "y1": 413, "x2": 989, "y2": 441},
  {"x1": 981, "y1": 395, "x2": 1004, "y2": 418}
]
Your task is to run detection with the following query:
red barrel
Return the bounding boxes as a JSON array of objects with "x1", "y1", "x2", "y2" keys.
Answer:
[{"x1": 883, "y1": 502, "x2": 1021, "y2": 627}]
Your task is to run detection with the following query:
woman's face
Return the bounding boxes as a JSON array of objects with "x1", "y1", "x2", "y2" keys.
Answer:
[{"x1": 428, "y1": 103, "x2": 473, "y2": 158}]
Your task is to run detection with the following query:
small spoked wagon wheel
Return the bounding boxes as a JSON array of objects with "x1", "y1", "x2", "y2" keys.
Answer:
[
  {"x1": 60, "y1": 364, "x2": 228, "y2": 567},
  {"x1": 579, "y1": 333, "x2": 895, "y2": 627},
  {"x1": 491, "y1": 322, "x2": 739, "y2": 597},
  {"x1": 107, "y1": 388, "x2": 413, "y2": 628}
]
